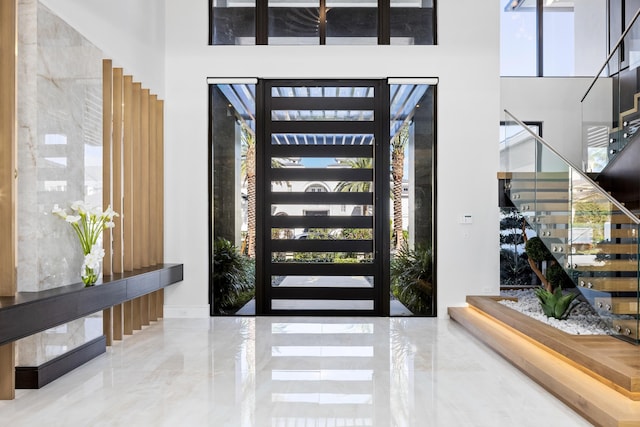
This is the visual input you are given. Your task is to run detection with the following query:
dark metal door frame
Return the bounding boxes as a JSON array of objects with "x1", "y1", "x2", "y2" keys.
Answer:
[{"x1": 255, "y1": 79, "x2": 390, "y2": 315}]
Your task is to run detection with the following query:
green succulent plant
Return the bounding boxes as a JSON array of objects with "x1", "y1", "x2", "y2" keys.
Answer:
[{"x1": 534, "y1": 287, "x2": 578, "y2": 320}]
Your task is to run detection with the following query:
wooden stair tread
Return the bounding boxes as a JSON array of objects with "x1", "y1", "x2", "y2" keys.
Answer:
[
  {"x1": 530, "y1": 214, "x2": 639, "y2": 224},
  {"x1": 508, "y1": 181, "x2": 571, "y2": 191},
  {"x1": 611, "y1": 228, "x2": 639, "y2": 238},
  {"x1": 588, "y1": 243, "x2": 639, "y2": 254},
  {"x1": 595, "y1": 297, "x2": 638, "y2": 314},
  {"x1": 577, "y1": 260, "x2": 639, "y2": 272},
  {"x1": 510, "y1": 191, "x2": 569, "y2": 201},
  {"x1": 537, "y1": 229, "x2": 568, "y2": 238},
  {"x1": 579, "y1": 277, "x2": 638, "y2": 292},
  {"x1": 502, "y1": 171, "x2": 570, "y2": 181},
  {"x1": 518, "y1": 202, "x2": 569, "y2": 211},
  {"x1": 612, "y1": 319, "x2": 640, "y2": 340}
]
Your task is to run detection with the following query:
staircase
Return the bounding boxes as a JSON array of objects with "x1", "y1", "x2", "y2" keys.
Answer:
[
  {"x1": 593, "y1": 94, "x2": 640, "y2": 211},
  {"x1": 503, "y1": 168, "x2": 640, "y2": 342}
]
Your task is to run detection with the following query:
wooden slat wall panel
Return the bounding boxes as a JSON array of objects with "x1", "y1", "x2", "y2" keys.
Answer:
[
  {"x1": 101, "y1": 60, "x2": 113, "y2": 346},
  {"x1": 122, "y1": 76, "x2": 134, "y2": 336},
  {"x1": 112, "y1": 68, "x2": 124, "y2": 274},
  {"x1": 0, "y1": 0, "x2": 17, "y2": 298},
  {"x1": 0, "y1": 343, "x2": 14, "y2": 400},
  {"x1": 132, "y1": 83, "x2": 142, "y2": 271},
  {"x1": 110, "y1": 69, "x2": 124, "y2": 342},
  {"x1": 149, "y1": 95, "x2": 158, "y2": 267},
  {"x1": 123, "y1": 300, "x2": 133, "y2": 335},
  {"x1": 131, "y1": 83, "x2": 142, "y2": 331},
  {"x1": 141, "y1": 89, "x2": 150, "y2": 268},
  {"x1": 123, "y1": 76, "x2": 134, "y2": 272},
  {"x1": 157, "y1": 100, "x2": 164, "y2": 318},
  {"x1": 113, "y1": 303, "x2": 123, "y2": 341},
  {"x1": 100, "y1": 64, "x2": 166, "y2": 339},
  {"x1": 133, "y1": 297, "x2": 142, "y2": 331},
  {"x1": 0, "y1": 4, "x2": 17, "y2": 392},
  {"x1": 149, "y1": 291, "x2": 157, "y2": 322},
  {"x1": 157, "y1": 100, "x2": 164, "y2": 264},
  {"x1": 102, "y1": 59, "x2": 113, "y2": 276}
]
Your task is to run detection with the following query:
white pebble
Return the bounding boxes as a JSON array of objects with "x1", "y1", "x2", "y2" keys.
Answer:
[{"x1": 498, "y1": 289, "x2": 611, "y2": 335}]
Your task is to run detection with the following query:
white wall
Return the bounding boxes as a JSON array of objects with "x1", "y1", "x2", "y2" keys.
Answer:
[
  {"x1": 33, "y1": 0, "x2": 502, "y2": 318},
  {"x1": 501, "y1": 77, "x2": 595, "y2": 166},
  {"x1": 164, "y1": 0, "x2": 501, "y2": 317},
  {"x1": 39, "y1": 0, "x2": 166, "y2": 96}
]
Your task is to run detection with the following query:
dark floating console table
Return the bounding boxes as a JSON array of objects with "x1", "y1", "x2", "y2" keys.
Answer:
[{"x1": 0, "y1": 263, "x2": 183, "y2": 391}]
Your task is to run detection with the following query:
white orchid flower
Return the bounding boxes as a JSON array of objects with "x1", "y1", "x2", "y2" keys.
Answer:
[
  {"x1": 53, "y1": 202, "x2": 118, "y2": 284},
  {"x1": 71, "y1": 200, "x2": 87, "y2": 214},
  {"x1": 103, "y1": 206, "x2": 119, "y2": 219},
  {"x1": 65, "y1": 215, "x2": 81, "y2": 224},
  {"x1": 91, "y1": 205, "x2": 103, "y2": 216},
  {"x1": 52, "y1": 204, "x2": 68, "y2": 219}
]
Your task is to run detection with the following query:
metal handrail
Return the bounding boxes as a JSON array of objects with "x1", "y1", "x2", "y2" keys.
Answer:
[
  {"x1": 581, "y1": 7, "x2": 640, "y2": 103},
  {"x1": 504, "y1": 109, "x2": 640, "y2": 224}
]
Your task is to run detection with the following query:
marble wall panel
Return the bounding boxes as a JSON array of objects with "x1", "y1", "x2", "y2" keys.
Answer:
[{"x1": 17, "y1": 0, "x2": 105, "y2": 366}]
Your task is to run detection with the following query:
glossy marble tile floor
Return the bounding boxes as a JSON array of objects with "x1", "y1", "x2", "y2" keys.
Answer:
[{"x1": 1, "y1": 317, "x2": 593, "y2": 427}]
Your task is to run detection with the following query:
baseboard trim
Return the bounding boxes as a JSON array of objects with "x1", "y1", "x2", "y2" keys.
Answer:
[{"x1": 15, "y1": 335, "x2": 106, "y2": 389}]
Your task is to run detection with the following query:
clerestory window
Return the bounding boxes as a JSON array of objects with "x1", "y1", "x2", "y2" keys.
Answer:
[{"x1": 209, "y1": 0, "x2": 436, "y2": 45}]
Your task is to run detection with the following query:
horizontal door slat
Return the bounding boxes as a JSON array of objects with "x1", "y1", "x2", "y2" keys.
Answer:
[
  {"x1": 270, "y1": 97, "x2": 375, "y2": 110},
  {"x1": 270, "y1": 144, "x2": 373, "y2": 158},
  {"x1": 270, "y1": 192, "x2": 373, "y2": 205},
  {"x1": 271, "y1": 215, "x2": 373, "y2": 229},
  {"x1": 270, "y1": 168, "x2": 372, "y2": 182},
  {"x1": 270, "y1": 239, "x2": 373, "y2": 252},
  {"x1": 270, "y1": 262, "x2": 375, "y2": 276},
  {"x1": 270, "y1": 121, "x2": 375, "y2": 134}
]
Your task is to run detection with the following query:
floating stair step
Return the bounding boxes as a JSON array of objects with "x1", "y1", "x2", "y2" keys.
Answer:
[
  {"x1": 611, "y1": 228, "x2": 639, "y2": 239},
  {"x1": 589, "y1": 243, "x2": 639, "y2": 255},
  {"x1": 578, "y1": 277, "x2": 639, "y2": 292},
  {"x1": 538, "y1": 229, "x2": 568, "y2": 239},
  {"x1": 611, "y1": 319, "x2": 640, "y2": 340},
  {"x1": 610, "y1": 214, "x2": 640, "y2": 224},
  {"x1": 594, "y1": 297, "x2": 638, "y2": 315},
  {"x1": 508, "y1": 181, "x2": 570, "y2": 191},
  {"x1": 510, "y1": 191, "x2": 569, "y2": 202},
  {"x1": 575, "y1": 259, "x2": 639, "y2": 272},
  {"x1": 529, "y1": 214, "x2": 640, "y2": 225},
  {"x1": 518, "y1": 202, "x2": 569, "y2": 212},
  {"x1": 506, "y1": 172, "x2": 570, "y2": 181},
  {"x1": 528, "y1": 214, "x2": 570, "y2": 224}
]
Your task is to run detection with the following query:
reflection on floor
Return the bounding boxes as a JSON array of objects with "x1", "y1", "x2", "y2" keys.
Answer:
[
  {"x1": 235, "y1": 298, "x2": 413, "y2": 316},
  {"x1": 0, "y1": 317, "x2": 591, "y2": 426}
]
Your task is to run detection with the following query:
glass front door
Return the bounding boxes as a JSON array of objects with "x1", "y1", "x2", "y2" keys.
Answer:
[
  {"x1": 210, "y1": 79, "x2": 436, "y2": 317},
  {"x1": 256, "y1": 80, "x2": 389, "y2": 315}
]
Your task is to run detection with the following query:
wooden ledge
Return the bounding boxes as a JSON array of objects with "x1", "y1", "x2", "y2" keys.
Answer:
[
  {"x1": 0, "y1": 263, "x2": 183, "y2": 346},
  {"x1": 463, "y1": 295, "x2": 640, "y2": 397},
  {"x1": 449, "y1": 304, "x2": 640, "y2": 427}
]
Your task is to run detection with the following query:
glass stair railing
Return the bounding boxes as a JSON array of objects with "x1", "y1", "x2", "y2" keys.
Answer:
[
  {"x1": 582, "y1": 7, "x2": 640, "y2": 173},
  {"x1": 502, "y1": 110, "x2": 640, "y2": 343}
]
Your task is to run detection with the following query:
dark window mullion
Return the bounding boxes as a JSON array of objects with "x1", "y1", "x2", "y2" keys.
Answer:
[
  {"x1": 257, "y1": 0, "x2": 268, "y2": 45},
  {"x1": 320, "y1": 0, "x2": 327, "y2": 45},
  {"x1": 208, "y1": 0, "x2": 214, "y2": 45},
  {"x1": 379, "y1": 0, "x2": 390, "y2": 45},
  {"x1": 537, "y1": 0, "x2": 543, "y2": 76}
]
